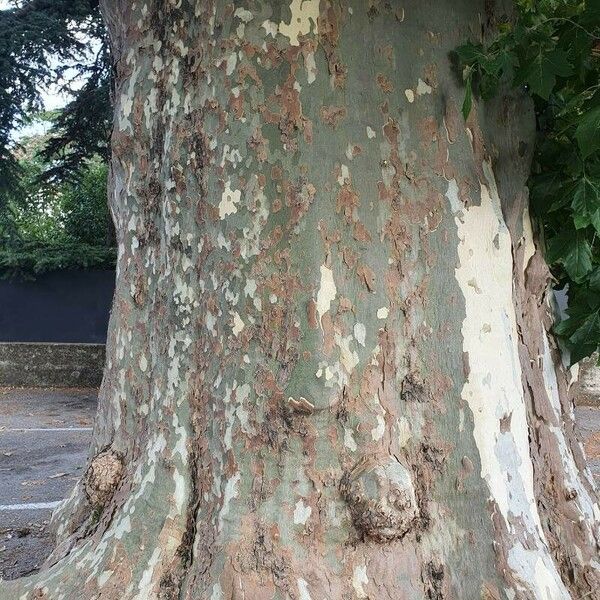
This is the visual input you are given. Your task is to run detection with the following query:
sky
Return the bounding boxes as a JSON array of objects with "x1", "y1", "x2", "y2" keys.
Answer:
[{"x1": 1, "y1": 0, "x2": 77, "y2": 139}]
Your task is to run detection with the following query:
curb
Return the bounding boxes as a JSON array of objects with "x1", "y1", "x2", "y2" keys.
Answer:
[{"x1": 0, "y1": 343, "x2": 105, "y2": 388}]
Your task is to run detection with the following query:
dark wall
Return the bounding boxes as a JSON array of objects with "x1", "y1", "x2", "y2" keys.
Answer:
[{"x1": 0, "y1": 270, "x2": 115, "y2": 343}]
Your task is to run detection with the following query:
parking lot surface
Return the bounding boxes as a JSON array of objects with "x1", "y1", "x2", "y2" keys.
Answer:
[{"x1": 0, "y1": 388, "x2": 96, "y2": 579}]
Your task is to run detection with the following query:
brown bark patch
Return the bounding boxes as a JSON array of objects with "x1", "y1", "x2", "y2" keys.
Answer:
[
  {"x1": 320, "y1": 105, "x2": 347, "y2": 129},
  {"x1": 356, "y1": 263, "x2": 376, "y2": 292},
  {"x1": 353, "y1": 221, "x2": 372, "y2": 243},
  {"x1": 307, "y1": 298, "x2": 319, "y2": 329},
  {"x1": 318, "y1": 3, "x2": 347, "y2": 89},
  {"x1": 336, "y1": 185, "x2": 359, "y2": 222},
  {"x1": 376, "y1": 73, "x2": 394, "y2": 93}
]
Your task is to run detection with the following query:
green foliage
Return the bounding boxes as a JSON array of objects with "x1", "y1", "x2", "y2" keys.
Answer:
[
  {"x1": 61, "y1": 161, "x2": 112, "y2": 246},
  {"x1": 0, "y1": 130, "x2": 115, "y2": 279},
  {"x1": 0, "y1": 1, "x2": 113, "y2": 281},
  {"x1": 0, "y1": 0, "x2": 111, "y2": 194},
  {"x1": 0, "y1": 239, "x2": 116, "y2": 280},
  {"x1": 456, "y1": 0, "x2": 600, "y2": 364}
]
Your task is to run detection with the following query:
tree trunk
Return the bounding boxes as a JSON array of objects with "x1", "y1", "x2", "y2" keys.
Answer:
[{"x1": 3, "y1": 1, "x2": 600, "y2": 598}]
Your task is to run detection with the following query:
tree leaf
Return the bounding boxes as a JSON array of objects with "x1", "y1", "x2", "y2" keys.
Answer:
[
  {"x1": 554, "y1": 290, "x2": 600, "y2": 363},
  {"x1": 568, "y1": 310, "x2": 600, "y2": 346},
  {"x1": 575, "y1": 105, "x2": 600, "y2": 159},
  {"x1": 569, "y1": 341, "x2": 599, "y2": 365},
  {"x1": 564, "y1": 234, "x2": 593, "y2": 282},
  {"x1": 573, "y1": 211, "x2": 591, "y2": 230},
  {"x1": 455, "y1": 42, "x2": 486, "y2": 65},
  {"x1": 530, "y1": 171, "x2": 572, "y2": 214},
  {"x1": 517, "y1": 48, "x2": 573, "y2": 99},
  {"x1": 592, "y1": 209, "x2": 600, "y2": 234},
  {"x1": 561, "y1": 303, "x2": 600, "y2": 364},
  {"x1": 548, "y1": 230, "x2": 593, "y2": 281},
  {"x1": 571, "y1": 176, "x2": 600, "y2": 221}
]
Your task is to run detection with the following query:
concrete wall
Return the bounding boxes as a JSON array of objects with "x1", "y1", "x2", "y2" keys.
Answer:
[{"x1": 0, "y1": 343, "x2": 105, "y2": 388}]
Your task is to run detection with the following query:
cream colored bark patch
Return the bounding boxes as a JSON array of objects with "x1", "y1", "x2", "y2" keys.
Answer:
[
  {"x1": 305, "y1": 51, "x2": 317, "y2": 83},
  {"x1": 293, "y1": 499, "x2": 312, "y2": 525},
  {"x1": 231, "y1": 312, "x2": 245, "y2": 336},
  {"x1": 521, "y1": 205, "x2": 536, "y2": 274},
  {"x1": 416, "y1": 78, "x2": 432, "y2": 95},
  {"x1": 297, "y1": 579, "x2": 312, "y2": 600},
  {"x1": 218, "y1": 471, "x2": 241, "y2": 532},
  {"x1": 316, "y1": 264, "x2": 336, "y2": 328},
  {"x1": 449, "y1": 165, "x2": 569, "y2": 598},
  {"x1": 219, "y1": 182, "x2": 241, "y2": 219},
  {"x1": 352, "y1": 565, "x2": 369, "y2": 598},
  {"x1": 451, "y1": 170, "x2": 535, "y2": 521},
  {"x1": 279, "y1": 0, "x2": 319, "y2": 46},
  {"x1": 354, "y1": 322, "x2": 366, "y2": 346},
  {"x1": 376, "y1": 306, "x2": 389, "y2": 319}
]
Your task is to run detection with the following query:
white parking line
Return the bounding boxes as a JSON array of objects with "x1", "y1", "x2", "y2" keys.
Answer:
[
  {"x1": 4, "y1": 427, "x2": 93, "y2": 432},
  {"x1": 0, "y1": 500, "x2": 63, "y2": 511}
]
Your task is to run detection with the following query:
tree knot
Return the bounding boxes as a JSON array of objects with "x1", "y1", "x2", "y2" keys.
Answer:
[
  {"x1": 84, "y1": 449, "x2": 124, "y2": 506},
  {"x1": 341, "y1": 454, "x2": 418, "y2": 542}
]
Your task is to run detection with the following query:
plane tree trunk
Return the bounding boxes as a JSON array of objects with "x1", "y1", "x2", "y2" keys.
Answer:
[{"x1": 3, "y1": 1, "x2": 600, "y2": 598}]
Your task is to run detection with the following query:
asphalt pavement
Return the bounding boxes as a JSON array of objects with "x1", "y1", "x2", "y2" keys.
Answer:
[{"x1": 0, "y1": 388, "x2": 96, "y2": 579}]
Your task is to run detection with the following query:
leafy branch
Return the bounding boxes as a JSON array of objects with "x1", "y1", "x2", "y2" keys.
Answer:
[{"x1": 457, "y1": 0, "x2": 600, "y2": 364}]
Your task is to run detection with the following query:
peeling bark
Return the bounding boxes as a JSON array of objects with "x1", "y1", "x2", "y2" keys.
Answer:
[{"x1": 2, "y1": 1, "x2": 599, "y2": 599}]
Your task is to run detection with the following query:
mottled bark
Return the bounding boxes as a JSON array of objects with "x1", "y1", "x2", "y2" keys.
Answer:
[{"x1": 2, "y1": 1, "x2": 600, "y2": 599}]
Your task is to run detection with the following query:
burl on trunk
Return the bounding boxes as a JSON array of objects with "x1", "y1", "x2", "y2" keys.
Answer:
[{"x1": 3, "y1": 1, "x2": 599, "y2": 599}]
